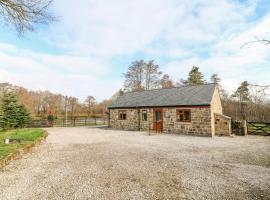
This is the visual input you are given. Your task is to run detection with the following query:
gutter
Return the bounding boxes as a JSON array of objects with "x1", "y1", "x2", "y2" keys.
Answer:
[{"x1": 108, "y1": 104, "x2": 210, "y2": 109}]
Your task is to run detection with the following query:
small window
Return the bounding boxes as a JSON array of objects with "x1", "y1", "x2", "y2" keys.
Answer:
[
  {"x1": 176, "y1": 109, "x2": 191, "y2": 122},
  {"x1": 118, "y1": 110, "x2": 127, "y2": 120},
  {"x1": 142, "y1": 110, "x2": 147, "y2": 121}
]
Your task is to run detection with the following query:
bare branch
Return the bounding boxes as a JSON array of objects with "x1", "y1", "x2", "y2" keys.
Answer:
[
  {"x1": 0, "y1": 0, "x2": 56, "y2": 35},
  {"x1": 241, "y1": 38, "x2": 270, "y2": 49}
]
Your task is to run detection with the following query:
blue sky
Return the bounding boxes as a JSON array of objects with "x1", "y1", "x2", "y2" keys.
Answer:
[{"x1": 0, "y1": 0, "x2": 270, "y2": 101}]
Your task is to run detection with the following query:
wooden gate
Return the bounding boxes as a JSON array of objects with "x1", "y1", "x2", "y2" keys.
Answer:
[{"x1": 247, "y1": 122, "x2": 270, "y2": 136}]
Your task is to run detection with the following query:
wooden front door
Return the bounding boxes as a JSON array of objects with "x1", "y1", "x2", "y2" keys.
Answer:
[{"x1": 153, "y1": 109, "x2": 163, "y2": 133}]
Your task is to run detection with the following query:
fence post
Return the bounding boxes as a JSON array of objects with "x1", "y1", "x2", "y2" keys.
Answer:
[{"x1": 242, "y1": 120, "x2": 247, "y2": 136}]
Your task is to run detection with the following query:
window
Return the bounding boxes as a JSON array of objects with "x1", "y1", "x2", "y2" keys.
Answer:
[
  {"x1": 176, "y1": 109, "x2": 191, "y2": 122},
  {"x1": 118, "y1": 110, "x2": 127, "y2": 120},
  {"x1": 142, "y1": 110, "x2": 147, "y2": 121}
]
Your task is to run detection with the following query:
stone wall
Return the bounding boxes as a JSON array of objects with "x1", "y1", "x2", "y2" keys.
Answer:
[
  {"x1": 109, "y1": 107, "x2": 212, "y2": 136},
  {"x1": 163, "y1": 107, "x2": 212, "y2": 136},
  {"x1": 214, "y1": 113, "x2": 231, "y2": 136},
  {"x1": 210, "y1": 87, "x2": 223, "y2": 136},
  {"x1": 109, "y1": 109, "x2": 139, "y2": 130}
]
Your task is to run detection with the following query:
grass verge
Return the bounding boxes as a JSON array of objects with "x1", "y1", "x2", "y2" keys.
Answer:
[{"x1": 0, "y1": 129, "x2": 47, "y2": 159}]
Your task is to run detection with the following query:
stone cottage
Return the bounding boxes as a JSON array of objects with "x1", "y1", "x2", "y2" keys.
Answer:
[{"x1": 108, "y1": 84, "x2": 231, "y2": 137}]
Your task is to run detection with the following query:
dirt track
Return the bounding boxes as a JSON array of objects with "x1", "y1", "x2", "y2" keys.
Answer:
[{"x1": 0, "y1": 127, "x2": 269, "y2": 200}]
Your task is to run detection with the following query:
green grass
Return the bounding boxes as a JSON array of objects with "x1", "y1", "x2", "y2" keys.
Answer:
[{"x1": 0, "y1": 129, "x2": 46, "y2": 159}]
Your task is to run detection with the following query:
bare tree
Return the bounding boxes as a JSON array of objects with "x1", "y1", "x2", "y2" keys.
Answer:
[
  {"x1": 160, "y1": 74, "x2": 174, "y2": 88},
  {"x1": 144, "y1": 60, "x2": 162, "y2": 90},
  {"x1": 68, "y1": 97, "x2": 78, "y2": 118},
  {"x1": 123, "y1": 60, "x2": 162, "y2": 91},
  {"x1": 123, "y1": 60, "x2": 145, "y2": 91},
  {"x1": 175, "y1": 78, "x2": 188, "y2": 86},
  {"x1": 84, "y1": 96, "x2": 96, "y2": 117},
  {"x1": 210, "y1": 74, "x2": 221, "y2": 84},
  {"x1": 241, "y1": 38, "x2": 270, "y2": 48},
  {"x1": 0, "y1": 0, "x2": 55, "y2": 35}
]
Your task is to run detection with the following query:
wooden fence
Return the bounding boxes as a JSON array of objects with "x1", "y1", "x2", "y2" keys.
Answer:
[{"x1": 31, "y1": 117, "x2": 107, "y2": 128}]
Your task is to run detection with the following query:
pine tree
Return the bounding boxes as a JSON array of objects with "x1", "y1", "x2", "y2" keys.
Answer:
[
  {"x1": 233, "y1": 81, "x2": 250, "y2": 120},
  {"x1": 16, "y1": 104, "x2": 31, "y2": 128},
  {"x1": 186, "y1": 66, "x2": 205, "y2": 85},
  {"x1": 0, "y1": 93, "x2": 31, "y2": 129},
  {"x1": 0, "y1": 93, "x2": 18, "y2": 129},
  {"x1": 234, "y1": 81, "x2": 250, "y2": 102}
]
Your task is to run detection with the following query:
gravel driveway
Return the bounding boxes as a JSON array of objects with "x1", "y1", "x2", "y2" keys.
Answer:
[{"x1": 0, "y1": 127, "x2": 270, "y2": 200}]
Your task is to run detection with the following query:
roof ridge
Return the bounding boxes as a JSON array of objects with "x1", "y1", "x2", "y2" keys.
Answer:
[{"x1": 123, "y1": 83, "x2": 217, "y2": 94}]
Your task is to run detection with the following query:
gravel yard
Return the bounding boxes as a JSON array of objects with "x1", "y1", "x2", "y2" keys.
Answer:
[{"x1": 0, "y1": 127, "x2": 269, "y2": 200}]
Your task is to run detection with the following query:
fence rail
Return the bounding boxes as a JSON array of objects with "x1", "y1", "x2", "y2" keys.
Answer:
[{"x1": 31, "y1": 117, "x2": 107, "y2": 128}]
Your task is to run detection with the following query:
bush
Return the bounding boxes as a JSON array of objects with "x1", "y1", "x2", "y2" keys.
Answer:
[{"x1": 47, "y1": 114, "x2": 54, "y2": 122}]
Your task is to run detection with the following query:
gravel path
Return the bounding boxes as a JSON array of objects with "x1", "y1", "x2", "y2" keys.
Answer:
[{"x1": 0, "y1": 127, "x2": 269, "y2": 200}]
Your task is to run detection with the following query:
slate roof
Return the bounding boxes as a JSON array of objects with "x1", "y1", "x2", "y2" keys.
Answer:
[{"x1": 109, "y1": 83, "x2": 217, "y2": 109}]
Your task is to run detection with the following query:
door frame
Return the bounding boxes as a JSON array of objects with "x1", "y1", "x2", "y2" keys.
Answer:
[{"x1": 153, "y1": 108, "x2": 163, "y2": 132}]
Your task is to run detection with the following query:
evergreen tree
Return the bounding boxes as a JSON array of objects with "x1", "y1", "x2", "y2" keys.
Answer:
[
  {"x1": 17, "y1": 104, "x2": 31, "y2": 128},
  {"x1": 0, "y1": 93, "x2": 31, "y2": 129},
  {"x1": 233, "y1": 81, "x2": 250, "y2": 120},
  {"x1": 186, "y1": 66, "x2": 205, "y2": 85},
  {"x1": 234, "y1": 81, "x2": 250, "y2": 102}
]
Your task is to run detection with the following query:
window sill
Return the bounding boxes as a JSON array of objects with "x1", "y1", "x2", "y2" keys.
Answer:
[{"x1": 176, "y1": 121, "x2": 192, "y2": 125}]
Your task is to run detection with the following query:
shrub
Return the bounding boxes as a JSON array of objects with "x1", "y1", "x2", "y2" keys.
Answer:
[{"x1": 47, "y1": 114, "x2": 54, "y2": 122}]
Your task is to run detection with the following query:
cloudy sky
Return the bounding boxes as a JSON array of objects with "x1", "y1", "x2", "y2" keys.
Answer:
[{"x1": 0, "y1": 0, "x2": 270, "y2": 101}]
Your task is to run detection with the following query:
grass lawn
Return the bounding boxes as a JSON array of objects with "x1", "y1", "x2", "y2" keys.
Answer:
[{"x1": 0, "y1": 129, "x2": 46, "y2": 159}]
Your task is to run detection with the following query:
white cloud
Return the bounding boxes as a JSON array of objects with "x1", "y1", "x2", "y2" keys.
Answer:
[
  {"x1": 164, "y1": 12, "x2": 270, "y2": 93},
  {"x1": 0, "y1": 0, "x2": 269, "y2": 100},
  {"x1": 0, "y1": 44, "x2": 122, "y2": 101},
  {"x1": 46, "y1": 0, "x2": 258, "y2": 57}
]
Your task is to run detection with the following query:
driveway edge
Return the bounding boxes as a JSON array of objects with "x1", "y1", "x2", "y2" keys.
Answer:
[{"x1": 0, "y1": 130, "x2": 49, "y2": 171}]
